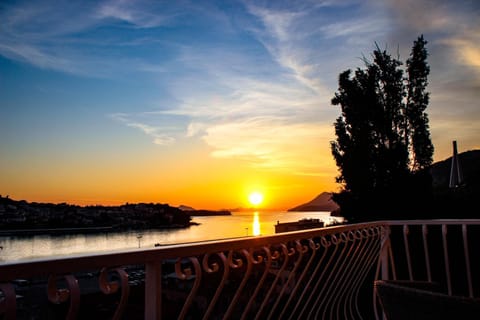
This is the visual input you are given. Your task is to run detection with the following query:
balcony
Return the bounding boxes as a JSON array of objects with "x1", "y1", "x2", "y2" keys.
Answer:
[{"x1": 1, "y1": 220, "x2": 479, "y2": 319}]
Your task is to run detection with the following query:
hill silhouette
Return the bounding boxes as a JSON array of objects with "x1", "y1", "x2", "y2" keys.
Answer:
[
  {"x1": 430, "y1": 149, "x2": 480, "y2": 190},
  {"x1": 288, "y1": 192, "x2": 339, "y2": 212},
  {"x1": 429, "y1": 149, "x2": 480, "y2": 218}
]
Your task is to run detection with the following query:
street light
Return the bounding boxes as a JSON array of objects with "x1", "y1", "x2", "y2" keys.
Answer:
[{"x1": 136, "y1": 233, "x2": 143, "y2": 248}]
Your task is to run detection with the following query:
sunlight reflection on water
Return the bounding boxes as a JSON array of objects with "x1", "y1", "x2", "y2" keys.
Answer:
[{"x1": 253, "y1": 212, "x2": 261, "y2": 236}]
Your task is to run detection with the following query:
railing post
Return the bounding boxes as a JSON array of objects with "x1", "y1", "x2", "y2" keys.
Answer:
[
  {"x1": 145, "y1": 261, "x2": 162, "y2": 320},
  {"x1": 375, "y1": 225, "x2": 391, "y2": 320},
  {"x1": 380, "y1": 226, "x2": 391, "y2": 280}
]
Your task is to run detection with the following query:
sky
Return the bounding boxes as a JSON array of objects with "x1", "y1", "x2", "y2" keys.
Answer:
[{"x1": 1, "y1": 0, "x2": 479, "y2": 210}]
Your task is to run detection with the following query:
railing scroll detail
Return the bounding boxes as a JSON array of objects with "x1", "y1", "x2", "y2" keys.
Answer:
[
  {"x1": 98, "y1": 267, "x2": 130, "y2": 320},
  {"x1": 47, "y1": 274, "x2": 80, "y2": 320}
]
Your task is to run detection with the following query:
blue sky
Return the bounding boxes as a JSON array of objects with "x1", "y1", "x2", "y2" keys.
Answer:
[{"x1": 1, "y1": 0, "x2": 479, "y2": 208}]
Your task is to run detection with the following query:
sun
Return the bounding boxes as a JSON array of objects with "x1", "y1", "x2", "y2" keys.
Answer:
[{"x1": 248, "y1": 192, "x2": 263, "y2": 206}]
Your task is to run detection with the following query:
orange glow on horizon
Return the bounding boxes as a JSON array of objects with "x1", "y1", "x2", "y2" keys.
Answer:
[{"x1": 2, "y1": 145, "x2": 340, "y2": 210}]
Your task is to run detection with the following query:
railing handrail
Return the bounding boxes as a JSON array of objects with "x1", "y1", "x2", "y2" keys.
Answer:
[{"x1": 376, "y1": 219, "x2": 480, "y2": 225}]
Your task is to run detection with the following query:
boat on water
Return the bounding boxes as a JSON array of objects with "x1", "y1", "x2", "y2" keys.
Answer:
[{"x1": 274, "y1": 218, "x2": 324, "y2": 233}]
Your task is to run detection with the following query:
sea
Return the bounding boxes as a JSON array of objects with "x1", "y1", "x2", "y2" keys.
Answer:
[{"x1": 0, "y1": 211, "x2": 343, "y2": 263}]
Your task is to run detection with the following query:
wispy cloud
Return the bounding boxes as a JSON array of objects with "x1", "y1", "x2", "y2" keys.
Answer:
[
  {"x1": 0, "y1": 0, "x2": 180, "y2": 76},
  {"x1": 2, "y1": 0, "x2": 478, "y2": 167},
  {"x1": 96, "y1": 0, "x2": 176, "y2": 28},
  {"x1": 159, "y1": 1, "x2": 379, "y2": 173},
  {"x1": 381, "y1": 0, "x2": 480, "y2": 157},
  {"x1": 203, "y1": 117, "x2": 334, "y2": 175},
  {"x1": 141, "y1": 70, "x2": 336, "y2": 174},
  {"x1": 244, "y1": 1, "x2": 391, "y2": 96},
  {"x1": 114, "y1": 2, "x2": 358, "y2": 174},
  {"x1": 109, "y1": 113, "x2": 176, "y2": 146},
  {"x1": 382, "y1": 0, "x2": 480, "y2": 72},
  {"x1": 245, "y1": 3, "x2": 325, "y2": 94},
  {"x1": 440, "y1": 37, "x2": 480, "y2": 70},
  {"x1": 319, "y1": 17, "x2": 389, "y2": 40}
]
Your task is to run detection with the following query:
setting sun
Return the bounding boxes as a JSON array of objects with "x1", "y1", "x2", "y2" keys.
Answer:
[{"x1": 248, "y1": 192, "x2": 264, "y2": 206}]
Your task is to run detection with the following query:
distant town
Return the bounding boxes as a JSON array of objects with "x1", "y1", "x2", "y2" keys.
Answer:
[{"x1": 0, "y1": 195, "x2": 230, "y2": 235}]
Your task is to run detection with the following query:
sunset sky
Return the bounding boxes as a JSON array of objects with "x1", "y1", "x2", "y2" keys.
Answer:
[{"x1": 1, "y1": 0, "x2": 479, "y2": 210}]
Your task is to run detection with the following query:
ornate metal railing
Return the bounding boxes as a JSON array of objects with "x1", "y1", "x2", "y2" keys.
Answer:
[
  {"x1": 2, "y1": 220, "x2": 479, "y2": 319},
  {"x1": 0, "y1": 222, "x2": 385, "y2": 320}
]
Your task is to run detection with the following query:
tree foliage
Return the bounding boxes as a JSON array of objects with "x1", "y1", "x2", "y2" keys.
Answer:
[
  {"x1": 406, "y1": 35, "x2": 434, "y2": 171},
  {"x1": 331, "y1": 35, "x2": 434, "y2": 221}
]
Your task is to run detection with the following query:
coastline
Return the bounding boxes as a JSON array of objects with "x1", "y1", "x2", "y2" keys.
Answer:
[
  {"x1": 0, "y1": 222, "x2": 201, "y2": 236},
  {"x1": 187, "y1": 209, "x2": 231, "y2": 216},
  {"x1": 0, "y1": 226, "x2": 114, "y2": 236}
]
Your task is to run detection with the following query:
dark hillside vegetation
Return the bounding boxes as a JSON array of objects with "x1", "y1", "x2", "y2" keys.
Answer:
[{"x1": 429, "y1": 149, "x2": 480, "y2": 218}]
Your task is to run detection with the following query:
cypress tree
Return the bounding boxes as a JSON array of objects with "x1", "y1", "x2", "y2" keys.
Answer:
[{"x1": 406, "y1": 35, "x2": 434, "y2": 171}]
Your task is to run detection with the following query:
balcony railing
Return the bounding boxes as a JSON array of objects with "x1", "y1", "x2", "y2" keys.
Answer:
[
  {"x1": 1, "y1": 220, "x2": 479, "y2": 319},
  {"x1": 376, "y1": 220, "x2": 480, "y2": 301}
]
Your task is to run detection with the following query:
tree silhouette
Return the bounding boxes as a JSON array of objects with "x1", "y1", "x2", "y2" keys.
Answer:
[
  {"x1": 406, "y1": 35, "x2": 434, "y2": 172},
  {"x1": 331, "y1": 35, "x2": 434, "y2": 221}
]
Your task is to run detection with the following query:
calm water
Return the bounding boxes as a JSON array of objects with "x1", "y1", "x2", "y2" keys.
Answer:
[{"x1": 0, "y1": 211, "x2": 343, "y2": 263}]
